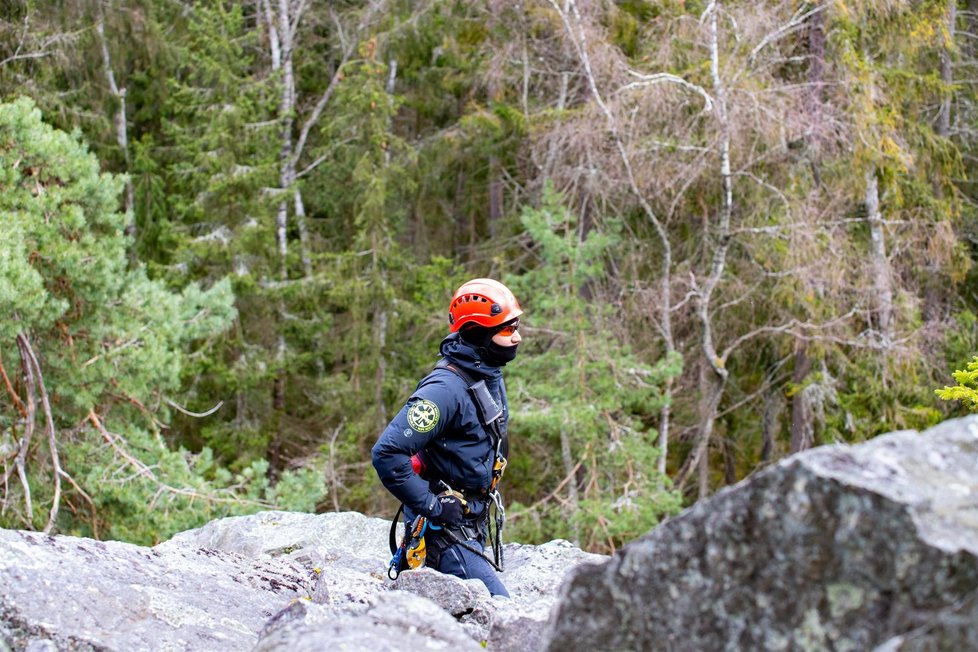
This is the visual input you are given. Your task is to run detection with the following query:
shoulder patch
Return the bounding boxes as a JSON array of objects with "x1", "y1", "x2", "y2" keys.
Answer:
[{"x1": 407, "y1": 399, "x2": 440, "y2": 433}]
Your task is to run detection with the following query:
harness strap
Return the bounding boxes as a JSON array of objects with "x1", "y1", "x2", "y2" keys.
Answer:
[
  {"x1": 388, "y1": 503, "x2": 404, "y2": 555},
  {"x1": 434, "y1": 360, "x2": 509, "y2": 455},
  {"x1": 428, "y1": 359, "x2": 509, "y2": 572}
]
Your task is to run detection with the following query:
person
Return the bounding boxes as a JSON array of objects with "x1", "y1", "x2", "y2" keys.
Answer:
[{"x1": 371, "y1": 278, "x2": 523, "y2": 597}]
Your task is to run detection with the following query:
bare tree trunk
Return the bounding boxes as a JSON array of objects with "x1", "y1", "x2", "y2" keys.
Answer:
[
  {"x1": 926, "y1": 0, "x2": 957, "y2": 322},
  {"x1": 688, "y1": 355, "x2": 725, "y2": 497},
  {"x1": 294, "y1": 188, "x2": 313, "y2": 277},
  {"x1": 722, "y1": 436, "x2": 737, "y2": 486},
  {"x1": 274, "y1": 0, "x2": 296, "y2": 283},
  {"x1": 489, "y1": 156, "x2": 503, "y2": 237},
  {"x1": 453, "y1": 170, "x2": 468, "y2": 248},
  {"x1": 864, "y1": 167, "x2": 893, "y2": 345},
  {"x1": 543, "y1": 72, "x2": 570, "y2": 177},
  {"x1": 521, "y1": 10, "x2": 531, "y2": 119},
  {"x1": 760, "y1": 386, "x2": 783, "y2": 462},
  {"x1": 698, "y1": 452, "x2": 709, "y2": 499},
  {"x1": 657, "y1": 378, "x2": 672, "y2": 477},
  {"x1": 94, "y1": 3, "x2": 134, "y2": 224},
  {"x1": 808, "y1": 7, "x2": 825, "y2": 109},
  {"x1": 559, "y1": 426, "x2": 581, "y2": 545},
  {"x1": 16, "y1": 334, "x2": 61, "y2": 533},
  {"x1": 789, "y1": 344, "x2": 814, "y2": 453},
  {"x1": 938, "y1": 0, "x2": 956, "y2": 139},
  {"x1": 806, "y1": 4, "x2": 826, "y2": 186},
  {"x1": 10, "y1": 338, "x2": 36, "y2": 523},
  {"x1": 264, "y1": 0, "x2": 294, "y2": 456},
  {"x1": 678, "y1": 0, "x2": 732, "y2": 492},
  {"x1": 374, "y1": 309, "x2": 388, "y2": 429}
]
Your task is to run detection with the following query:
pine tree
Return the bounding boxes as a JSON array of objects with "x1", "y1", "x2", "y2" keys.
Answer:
[{"x1": 0, "y1": 98, "x2": 322, "y2": 543}]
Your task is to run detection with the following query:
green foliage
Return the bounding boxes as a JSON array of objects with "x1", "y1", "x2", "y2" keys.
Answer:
[
  {"x1": 503, "y1": 184, "x2": 682, "y2": 552},
  {"x1": 936, "y1": 356, "x2": 978, "y2": 412},
  {"x1": 0, "y1": 97, "x2": 320, "y2": 543},
  {"x1": 4, "y1": 0, "x2": 978, "y2": 554}
]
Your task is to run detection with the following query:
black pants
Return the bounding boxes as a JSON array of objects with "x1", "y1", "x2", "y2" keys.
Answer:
[{"x1": 427, "y1": 524, "x2": 508, "y2": 597}]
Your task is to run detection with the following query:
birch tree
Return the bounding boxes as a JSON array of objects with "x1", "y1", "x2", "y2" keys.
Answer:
[{"x1": 544, "y1": 0, "x2": 695, "y2": 479}]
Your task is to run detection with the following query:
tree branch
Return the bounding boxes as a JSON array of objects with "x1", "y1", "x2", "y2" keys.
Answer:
[
  {"x1": 163, "y1": 396, "x2": 224, "y2": 418},
  {"x1": 748, "y1": 4, "x2": 827, "y2": 65},
  {"x1": 0, "y1": 348, "x2": 27, "y2": 418},
  {"x1": 292, "y1": 0, "x2": 385, "y2": 166},
  {"x1": 87, "y1": 409, "x2": 272, "y2": 509},
  {"x1": 619, "y1": 71, "x2": 714, "y2": 112}
]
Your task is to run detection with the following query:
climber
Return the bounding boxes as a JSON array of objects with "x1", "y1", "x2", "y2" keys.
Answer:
[{"x1": 371, "y1": 278, "x2": 523, "y2": 597}]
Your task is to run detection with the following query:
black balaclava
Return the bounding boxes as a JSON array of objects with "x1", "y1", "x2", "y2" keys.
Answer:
[{"x1": 459, "y1": 323, "x2": 519, "y2": 367}]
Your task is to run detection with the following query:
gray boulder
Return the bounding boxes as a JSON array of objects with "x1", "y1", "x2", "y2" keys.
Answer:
[
  {"x1": 488, "y1": 539, "x2": 606, "y2": 652},
  {"x1": 252, "y1": 591, "x2": 483, "y2": 652},
  {"x1": 248, "y1": 552, "x2": 585, "y2": 652},
  {"x1": 388, "y1": 569, "x2": 496, "y2": 642},
  {"x1": 544, "y1": 416, "x2": 978, "y2": 652},
  {"x1": 167, "y1": 510, "x2": 606, "y2": 650},
  {"x1": 159, "y1": 511, "x2": 392, "y2": 606},
  {"x1": 0, "y1": 508, "x2": 602, "y2": 651},
  {"x1": 0, "y1": 529, "x2": 312, "y2": 651}
]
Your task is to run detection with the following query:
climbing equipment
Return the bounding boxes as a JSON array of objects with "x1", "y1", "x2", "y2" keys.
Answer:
[
  {"x1": 434, "y1": 479, "x2": 504, "y2": 573},
  {"x1": 448, "y1": 279, "x2": 523, "y2": 333},
  {"x1": 387, "y1": 505, "x2": 430, "y2": 580}
]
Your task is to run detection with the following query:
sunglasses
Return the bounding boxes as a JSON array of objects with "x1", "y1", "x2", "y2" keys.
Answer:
[{"x1": 496, "y1": 319, "x2": 520, "y2": 337}]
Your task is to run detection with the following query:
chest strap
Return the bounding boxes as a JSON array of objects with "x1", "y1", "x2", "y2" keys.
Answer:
[{"x1": 434, "y1": 359, "x2": 507, "y2": 456}]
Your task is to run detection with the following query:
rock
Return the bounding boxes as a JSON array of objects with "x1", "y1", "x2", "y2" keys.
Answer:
[
  {"x1": 543, "y1": 416, "x2": 978, "y2": 652},
  {"x1": 161, "y1": 510, "x2": 392, "y2": 564},
  {"x1": 0, "y1": 529, "x2": 312, "y2": 651},
  {"x1": 160, "y1": 510, "x2": 394, "y2": 606},
  {"x1": 252, "y1": 591, "x2": 483, "y2": 652},
  {"x1": 382, "y1": 539, "x2": 607, "y2": 649},
  {"x1": 485, "y1": 599, "x2": 554, "y2": 652},
  {"x1": 501, "y1": 539, "x2": 606, "y2": 603},
  {"x1": 483, "y1": 539, "x2": 607, "y2": 652},
  {"x1": 0, "y1": 508, "x2": 603, "y2": 651},
  {"x1": 18, "y1": 414, "x2": 970, "y2": 652},
  {"x1": 390, "y1": 569, "x2": 495, "y2": 642},
  {"x1": 162, "y1": 509, "x2": 608, "y2": 650}
]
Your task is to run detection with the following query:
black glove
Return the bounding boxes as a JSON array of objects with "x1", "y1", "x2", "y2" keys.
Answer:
[{"x1": 433, "y1": 491, "x2": 466, "y2": 525}]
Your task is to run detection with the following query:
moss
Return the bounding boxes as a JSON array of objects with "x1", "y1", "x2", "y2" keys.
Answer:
[{"x1": 826, "y1": 582, "x2": 866, "y2": 619}]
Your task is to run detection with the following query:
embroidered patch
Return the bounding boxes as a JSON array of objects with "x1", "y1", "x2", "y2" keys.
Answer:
[{"x1": 407, "y1": 399, "x2": 440, "y2": 433}]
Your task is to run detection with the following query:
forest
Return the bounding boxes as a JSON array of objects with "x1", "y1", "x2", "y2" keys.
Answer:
[{"x1": 1, "y1": 0, "x2": 977, "y2": 552}]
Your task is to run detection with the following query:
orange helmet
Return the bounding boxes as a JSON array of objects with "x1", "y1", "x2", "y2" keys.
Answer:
[{"x1": 448, "y1": 278, "x2": 523, "y2": 333}]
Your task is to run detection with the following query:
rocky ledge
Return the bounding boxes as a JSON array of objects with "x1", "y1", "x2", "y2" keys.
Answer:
[
  {"x1": 0, "y1": 508, "x2": 603, "y2": 651},
  {"x1": 545, "y1": 416, "x2": 978, "y2": 651},
  {"x1": 3, "y1": 416, "x2": 978, "y2": 651}
]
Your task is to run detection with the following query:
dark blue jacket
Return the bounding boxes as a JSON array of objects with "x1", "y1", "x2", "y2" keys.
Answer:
[{"x1": 371, "y1": 333, "x2": 508, "y2": 519}]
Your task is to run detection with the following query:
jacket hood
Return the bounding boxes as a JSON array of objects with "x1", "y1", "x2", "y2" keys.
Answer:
[{"x1": 438, "y1": 332, "x2": 503, "y2": 381}]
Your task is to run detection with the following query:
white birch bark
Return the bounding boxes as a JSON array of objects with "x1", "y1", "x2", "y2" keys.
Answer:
[
  {"x1": 94, "y1": 4, "x2": 134, "y2": 221},
  {"x1": 548, "y1": 0, "x2": 678, "y2": 474},
  {"x1": 678, "y1": 0, "x2": 733, "y2": 493}
]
